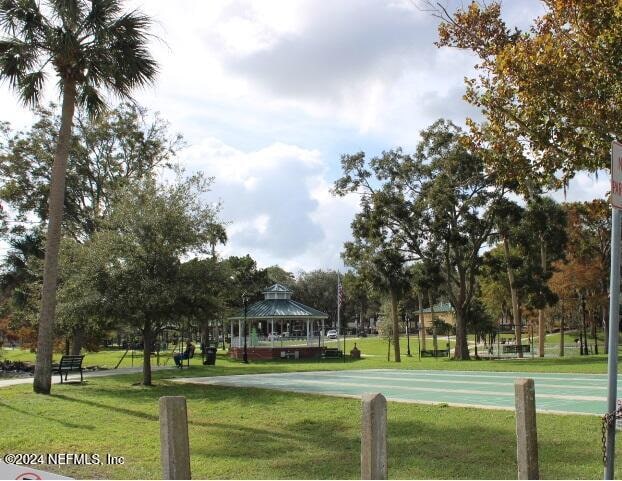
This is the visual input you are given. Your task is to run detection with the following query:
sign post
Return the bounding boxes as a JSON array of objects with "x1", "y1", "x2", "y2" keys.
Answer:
[{"x1": 605, "y1": 141, "x2": 622, "y2": 479}]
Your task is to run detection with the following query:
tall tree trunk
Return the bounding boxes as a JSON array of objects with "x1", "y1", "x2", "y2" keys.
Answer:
[
  {"x1": 70, "y1": 327, "x2": 84, "y2": 356},
  {"x1": 560, "y1": 314, "x2": 565, "y2": 357},
  {"x1": 582, "y1": 305, "x2": 589, "y2": 355},
  {"x1": 33, "y1": 80, "x2": 77, "y2": 395},
  {"x1": 603, "y1": 305, "x2": 609, "y2": 355},
  {"x1": 359, "y1": 309, "x2": 364, "y2": 336},
  {"x1": 143, "y1": 322, "x2": 153, "y2": 386},
  {"x1": 592, "y1": 309, "x2": 599, "y2": 355},
  {"x1": 503, "y1": 236, "x2": 523, "y2": 358},
  {"x1": 429, "y1": 291, "x2": 438, "y2": 352},
  {"x1": 538, "y1": 239, "x2": 546, "y2": 357},
  {"x1": 453, "y1": 308, "x2": 470, "y2": 360},
  {"x1": 390, "y1": 287, "x2": 401, "y2": 362},
  {"x1": 418, "y1": 292, "x2": 426, "y2": 350}
]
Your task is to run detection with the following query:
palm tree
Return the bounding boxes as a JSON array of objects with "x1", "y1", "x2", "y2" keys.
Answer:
[{"x1": 0, "y1": 0, "x2": 157, "y2": 394}]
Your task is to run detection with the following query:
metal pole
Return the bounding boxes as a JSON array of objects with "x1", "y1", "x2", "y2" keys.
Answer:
[
  {"x1": 337, "y1": 273, "x2": 341, "y2": 349},
  {"x1": 406, "y1": 316, "x2": 411, "y2": 357},
  {"x1": 605, "y1": 207, "x2": 621, "y2": 479},
  {"x1": 343, "y1": 328, "x2": 347, "y2": 363},
  {"x1": 243, "y1": 294, "x2": 248, "y2": 364}
]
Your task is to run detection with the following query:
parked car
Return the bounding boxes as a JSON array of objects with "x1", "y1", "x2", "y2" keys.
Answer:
[{"x1": 326, "y1": 329, "x2": 338, "y2": 339}]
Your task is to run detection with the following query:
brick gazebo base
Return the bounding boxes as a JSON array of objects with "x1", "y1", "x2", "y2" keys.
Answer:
[{"x1": 229, "y1": 346, "x2": 324, "y2": 361}]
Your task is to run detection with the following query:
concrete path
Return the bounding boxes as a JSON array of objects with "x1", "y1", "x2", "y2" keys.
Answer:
[
  {"x1": 0, "y1": 365, "x2": 174, "y2": 388},
  {"x1": 174, "y1": 368, "x2": 619, "y2": 416}
]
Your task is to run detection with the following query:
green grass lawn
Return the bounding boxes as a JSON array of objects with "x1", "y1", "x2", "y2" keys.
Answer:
[
  {"x1": 0, "y1": 368, "x2": 618, "y2": 479},
  {"x1": 2, "y1": 337, "x2": 621, "y2": 479}
]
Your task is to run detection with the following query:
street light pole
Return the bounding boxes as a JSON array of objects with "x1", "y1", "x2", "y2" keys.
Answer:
[
  {"x1": 406, "y1": 315, "x2": 412, "y2": 357},
  {"x1": 242, "y1": 292, "x2": 249, "y2": 364}
]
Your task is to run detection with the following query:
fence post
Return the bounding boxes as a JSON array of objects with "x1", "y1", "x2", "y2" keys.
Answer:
[
  {"x1": 514, "y1": 378, "x2": 539, "y2": 480},
  {"x1": 361, "y1": 393, "x2": 387, "y2": 480},
  {"x1": 160, "y1": 396, "x2": 191, "y2": 480}
]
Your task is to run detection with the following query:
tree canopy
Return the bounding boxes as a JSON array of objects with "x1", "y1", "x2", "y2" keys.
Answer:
[{"x1": 436, "y1": 0, "x2": 622, "y2": 190}]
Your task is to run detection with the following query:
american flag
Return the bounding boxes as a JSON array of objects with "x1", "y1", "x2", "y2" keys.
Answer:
[{"x1": 338, "y1": 275, "x2": 345, "y2": 308}]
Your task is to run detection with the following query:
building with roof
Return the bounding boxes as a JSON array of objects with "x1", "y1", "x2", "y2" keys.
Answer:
[
  {"x1": 420, "y1": 302, "x2": 456, "y2": 331},
  {"x1": 228, "y1": 283, "x2": 329, "y2": 360}
]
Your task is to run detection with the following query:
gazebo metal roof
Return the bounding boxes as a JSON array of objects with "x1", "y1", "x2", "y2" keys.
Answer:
[
  {"x1": 262, "y1": 283, "x2": 293, "y2": 294},
  {"x1": 229, "y1": 283, "x2": 328, "y2": 320},
  {"x1": 421, "y1": 302, "x2": 454, "y2": 313}
]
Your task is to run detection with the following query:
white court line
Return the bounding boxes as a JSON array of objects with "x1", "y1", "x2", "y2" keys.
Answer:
[
  {"x1": 292, "y1": 372, "x2": 607, "y2": 391},
  {"x1": 185, "y1": 376, "x2": 607, "y2": 402},
  {"x1": 324, "y1": 369, "x2": 612, "y2": 384}
]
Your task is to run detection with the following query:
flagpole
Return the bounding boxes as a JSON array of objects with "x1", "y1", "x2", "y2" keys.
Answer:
[{"x1": 337, "y1": 272, "x2": 341, "y2": 349}]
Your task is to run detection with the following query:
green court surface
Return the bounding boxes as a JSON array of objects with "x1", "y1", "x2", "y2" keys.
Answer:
[{"x1": 176, "y1": 369, "x2": 620, "y2": 416}]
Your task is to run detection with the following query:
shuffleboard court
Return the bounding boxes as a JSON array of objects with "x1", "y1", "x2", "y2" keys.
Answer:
[{"x1": 174, "y1": 369, "x2": 620, "y2": 416}]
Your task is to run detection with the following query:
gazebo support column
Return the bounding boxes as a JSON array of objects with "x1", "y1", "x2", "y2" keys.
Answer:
[
  {"x1": 321, "y1": 319, "x2": 325, "y2": 347},
  {"x1": 238, "y1": 320, "x2": 242, "y2": 348},
  {"x1": 306, "y1": 320, "x2": 310, "y2": 346},
  {"x1": 230, "y1": 322, "x2": 233, "y2": 350},
  {"x1": 271, "y1": 319, "x2": 275, "y2": 348},
  {"x1": 318, "y1": 320, "x2": 321, "y2": 348}
]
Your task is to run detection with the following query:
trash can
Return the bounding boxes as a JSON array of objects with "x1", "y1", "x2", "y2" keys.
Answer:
[{"x1": 203, "y1": 347, "x2": 217, "y2": 365}]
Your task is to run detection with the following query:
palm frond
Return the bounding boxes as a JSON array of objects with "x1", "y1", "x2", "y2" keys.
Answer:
[
  {"x1": 16, "y1": 68, "x2": 45, "y2": 105},
  {"x1": 83, "y1": 0, "x2": 120, "y2": 31},
  {"x1": 77, "y1": 81, "x2": 106, "y2": 118},
  {"x1": 0, "y1": 0, "x2": 47, "y2": 42},
  {"x1": 84, "y1": 9, "x2": 157, "y2": 96},
  {"x1": 46, "y1": 0, "x2": 85, "y2": 28},
  {"x1": 0, "y1": 38, "x2": 40, "y2": 88}
]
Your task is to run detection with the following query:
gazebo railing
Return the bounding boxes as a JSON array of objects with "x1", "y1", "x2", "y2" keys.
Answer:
[{"x1": 231, "y1": 335, "x2": 325, "y2": 348}]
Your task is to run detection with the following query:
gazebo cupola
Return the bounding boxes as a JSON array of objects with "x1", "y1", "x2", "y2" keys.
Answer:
[{"x1": 262, "y1": 283, "x2": 293, "y2": 300}]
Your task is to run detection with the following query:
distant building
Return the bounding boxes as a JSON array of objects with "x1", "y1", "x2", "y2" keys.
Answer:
[{"x1": 419, "y1": 302, "x2": 455, "y2": 331}]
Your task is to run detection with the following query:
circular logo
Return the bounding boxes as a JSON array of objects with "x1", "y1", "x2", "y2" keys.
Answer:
[{"x1": 15, "y1": 473, "x2": 43, "y2": 480}]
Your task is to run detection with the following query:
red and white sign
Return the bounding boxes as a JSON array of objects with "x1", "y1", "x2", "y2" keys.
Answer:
[
  {"x1": 0, "y1": 462, "x2": 72, "y2": 480},
  {"x1": 612, "y1": 141, "x2": 622, "y2": 209}
]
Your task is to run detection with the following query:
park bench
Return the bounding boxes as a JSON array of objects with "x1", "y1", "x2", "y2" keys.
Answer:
[
  {"x1": 52, "y1": 355, "x2": 85, "y2": 383},
  {"x1": 501, "y1": 344, "x2": 530, "y2": 354},
  {"x1": 420, "y1": 349, "x2": 449, "y2": 358},
  {"x1": 323, "y1": 348, "x2": 343, "y2": 359}
]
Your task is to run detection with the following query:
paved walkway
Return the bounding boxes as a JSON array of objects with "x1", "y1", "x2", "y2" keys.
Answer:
[
  {"x1": 0, "y1": 365, "x2": 174, "y2": 388},
  {"x1": 174, "y1": 369, "x2": 619, "y2": 416}
]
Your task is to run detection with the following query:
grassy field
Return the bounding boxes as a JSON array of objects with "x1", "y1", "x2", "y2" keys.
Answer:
[
  {"x1": 0, "y1": 337, "x2": 622, "y2": 373},
  {"x1": 1, "y1": 336, "x2": 620, "y2": 479},
  {"x1": 1, "y1": 335, "x2": 619, "y2": 373},
  {"x1": 0, "y1": 368, "x2": 618, "y2": 479}
]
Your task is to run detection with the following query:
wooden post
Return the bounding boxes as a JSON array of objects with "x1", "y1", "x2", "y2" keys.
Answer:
[
  {"x1": 361, "y1": 393, "x2": 387, "y2": 480},
  {"x1": 515, "y1": 379, "x2": 539, "y2": 480},
  {"x1": 160, "y1": 396, "x2": 191, "y2": 480}
]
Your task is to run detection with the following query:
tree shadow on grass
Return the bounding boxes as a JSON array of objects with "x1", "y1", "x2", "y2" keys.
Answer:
[
  {"x1": 53, "y1": 393, "x2": 159, "y2": 422},
  {"x1": 0, "y1": 398, "x2": 95, "y2": 430}
]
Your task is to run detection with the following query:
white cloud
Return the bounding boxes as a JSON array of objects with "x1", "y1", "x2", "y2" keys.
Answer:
[{"x1": 180, "y1": 138, "x2": 357, "y2": 270}]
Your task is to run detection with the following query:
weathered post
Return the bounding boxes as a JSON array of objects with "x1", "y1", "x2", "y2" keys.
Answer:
[
  {"x1": 160, "y1": 396, "x2": 191, "y2": 480},
  {"x1": 361, "y1": 393, "x2": 387, "y2": 480},
  {"x1": 514, "y1": 379, "x2": 539, "y2": 480}
]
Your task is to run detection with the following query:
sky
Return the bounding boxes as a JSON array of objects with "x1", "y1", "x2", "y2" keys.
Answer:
[{"x1": 0, "y1": 0, "x2": 610, "y2": 274}]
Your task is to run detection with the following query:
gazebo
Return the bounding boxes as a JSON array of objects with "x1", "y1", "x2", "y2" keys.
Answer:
[{"x1": 228, "y1": 283, "x2": 329, "y2": 360}]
